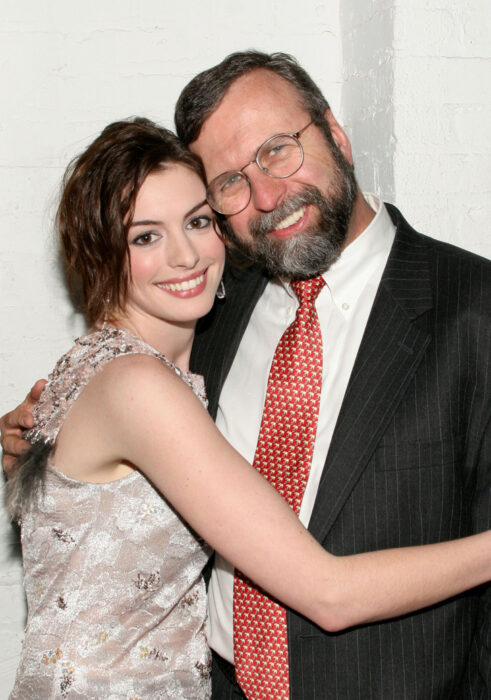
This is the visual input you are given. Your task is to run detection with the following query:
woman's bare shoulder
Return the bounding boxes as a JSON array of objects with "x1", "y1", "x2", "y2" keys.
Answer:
[{"x1": 90, "y1": 352, "x2": 188, "y2": 407}]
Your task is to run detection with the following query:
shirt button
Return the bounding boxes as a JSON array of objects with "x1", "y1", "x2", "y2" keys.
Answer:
[
  {"x1": 286, "y1": 306, "x2": 293, "y2": 316},
  {"x1": 342, "y1": 302, "x2": 350, "y2": 310}
]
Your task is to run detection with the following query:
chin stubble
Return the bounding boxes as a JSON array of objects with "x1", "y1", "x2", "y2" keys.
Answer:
[{"x1": 223, "y1": 150, "x2": 357, "y2": 280}]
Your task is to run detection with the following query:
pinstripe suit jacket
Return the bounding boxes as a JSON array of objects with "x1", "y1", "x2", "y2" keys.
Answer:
[{"x1": 191, "y1": 204, "x2": 491, "y2": 699}]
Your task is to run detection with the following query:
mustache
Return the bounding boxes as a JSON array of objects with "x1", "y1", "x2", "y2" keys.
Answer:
[{"x1": 249, "y1": 187, "x2": 326, "y2": 240}]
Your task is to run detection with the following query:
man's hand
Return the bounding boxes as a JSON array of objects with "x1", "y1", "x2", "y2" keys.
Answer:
[{"x1": 0, "y1": 380, "x2": 46, "y2": 476}]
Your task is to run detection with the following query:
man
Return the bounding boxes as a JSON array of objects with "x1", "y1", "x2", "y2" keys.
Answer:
[
  {"x1": 176, "y1": 51, "x2": 490, "y2": 699},
  {"x1": 2, "y1": 52, "x2": 490, "y2": 698}
]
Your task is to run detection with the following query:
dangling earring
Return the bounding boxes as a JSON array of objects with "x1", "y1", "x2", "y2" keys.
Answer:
[
  {"x1": 102, "y1": 297, "x2": 111, "y2": 329},
  {"x1": 216, "y1": 279, "x2": 226, "y2": 300}
]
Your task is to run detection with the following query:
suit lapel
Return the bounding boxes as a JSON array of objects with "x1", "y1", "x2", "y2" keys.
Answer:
[
  {"x1": 308, "y1": 208, "x2": 434, "y2": 542},
  {"x1": 193, "y1": 206, "x2": 435, "y2": 540},
  {"x1": 191, "y1": 262, "x2": 268, "y2": 418}
]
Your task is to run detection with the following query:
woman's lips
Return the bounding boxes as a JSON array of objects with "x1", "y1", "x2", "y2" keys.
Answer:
[{"x1": 155, "y1": 270, "x2": 207, "y2": 298}]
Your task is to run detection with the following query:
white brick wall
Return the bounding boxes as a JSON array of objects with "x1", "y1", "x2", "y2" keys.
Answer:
[
  {"x1": 393, "y1": 0, "x2": 491, "y2": 255},
  {"x1": 340, "y1": 0, "x2": 396, "y2": 200},
  {"x1": 340, "y1": 0, "x2": 491, "y2": 257},
  {"x1": 1, "y1": 1, "x2": 490, "y2": 693}
]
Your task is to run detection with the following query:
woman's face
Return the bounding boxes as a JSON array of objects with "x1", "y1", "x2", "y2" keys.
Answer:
[{"x1": 124, "y1": 164, "x2": 225, "y2": 331}]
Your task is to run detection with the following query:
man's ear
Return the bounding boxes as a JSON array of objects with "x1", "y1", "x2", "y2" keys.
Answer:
[{"x1": 324, "y1": 108, "x2": 353, "y2": 165}]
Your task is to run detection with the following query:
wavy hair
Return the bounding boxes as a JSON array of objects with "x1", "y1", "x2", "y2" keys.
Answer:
[{"x1": 57, "y1": 117, "x2": 205, "y2": 326}]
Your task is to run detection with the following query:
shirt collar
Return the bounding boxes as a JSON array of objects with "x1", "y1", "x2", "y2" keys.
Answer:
[
  {"x1": 276, "y1": 195, "x2": 395, "y2": 308},
  {"x1": 321, "y1": 194, "x2": 395, "y2": 310}
]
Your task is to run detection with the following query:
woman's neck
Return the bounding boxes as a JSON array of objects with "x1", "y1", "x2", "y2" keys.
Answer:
[{"x1": 106, "y1": 311, "x2": 196, "y2": 373}]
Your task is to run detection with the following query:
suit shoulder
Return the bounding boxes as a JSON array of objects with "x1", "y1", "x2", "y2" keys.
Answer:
[
  {"x1": 386, "y1": 202, "x2": 490, "y2": 278},
  {"x1": 422, "y1": 237, "x2": 490, "y2": 303},
  {"x1": 422, "y1": 234, "x2": 490, "y2": 270}
]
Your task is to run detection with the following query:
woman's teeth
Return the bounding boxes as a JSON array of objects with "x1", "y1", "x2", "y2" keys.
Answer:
[{"x1": 158, "y1": 273, "x2": 205, "y2": 292}]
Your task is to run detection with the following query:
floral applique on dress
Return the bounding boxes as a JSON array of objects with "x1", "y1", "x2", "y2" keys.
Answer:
[{"x1": 9, "y1": 328, "x2": 212, "y2": 699}]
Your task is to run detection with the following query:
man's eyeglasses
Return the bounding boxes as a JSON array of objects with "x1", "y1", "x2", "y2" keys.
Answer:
[{"x1": 206, "y1": 121, "x2": 313, "y2": 216}]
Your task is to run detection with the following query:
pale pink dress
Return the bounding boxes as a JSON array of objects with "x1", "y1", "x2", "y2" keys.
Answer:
[{"x1": 8, "y1": 328, "x2": 212, "y2": 699}]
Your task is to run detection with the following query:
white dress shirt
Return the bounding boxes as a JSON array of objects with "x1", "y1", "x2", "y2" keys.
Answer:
[{"x1": 207, "y1": 195, "x2": 396, "y2": 663}]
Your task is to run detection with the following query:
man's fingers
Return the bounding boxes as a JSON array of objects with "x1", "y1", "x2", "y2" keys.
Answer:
[
  {"x1": 17, "y1": 406, "x2": 35, "y2": 430},
  {"x1": 29, "y1": 379, "x2": 47, "y2": 403},
  {"x1": 2, "y1": 454, "x2": 19, "y2": 477},
  {"x1": 0, "y1": 378, "x2": 46, "y2": 435},
  {"x1": 1, "y1": 404, "x2": 32, "y2": 432},
  {"x1": 20, "y1": 379, "x2": 47, "y2": 422},
  {"x1": 1, "y1": 435, "x2": 30, "y2": 475},
  {"x1": 0, "y1": 379, "x2": 46, "y2": 474},
  {"x1": 1, "y1": 408, "x2": 31, "y2": 472},
  {"x1": 2, "y1": 433, "x2": 30, "y2": 457}
]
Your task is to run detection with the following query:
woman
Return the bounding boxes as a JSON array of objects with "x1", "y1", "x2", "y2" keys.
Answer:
[{"x1": 6, "y1": 118, "x2": 491, "y2": 699}]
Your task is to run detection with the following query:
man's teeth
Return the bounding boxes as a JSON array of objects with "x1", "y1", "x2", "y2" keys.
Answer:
[
  {"x1": 274, "y1": 206, "x2": 306, "y2": 230},
  {"x1": 158, "y1": 273, "x2": 205, "y2": 292}
]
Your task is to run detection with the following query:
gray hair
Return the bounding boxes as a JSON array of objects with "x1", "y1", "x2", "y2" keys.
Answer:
[{"x1": 174, "y1": 50, "x2": 330, "y2": 146}]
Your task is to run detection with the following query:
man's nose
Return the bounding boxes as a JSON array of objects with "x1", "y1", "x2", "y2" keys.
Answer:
[{"x1": 248, "y1": 169, "x2": 288, "y2": 212}]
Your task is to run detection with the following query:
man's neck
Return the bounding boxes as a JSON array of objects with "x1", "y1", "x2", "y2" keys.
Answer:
[{"x1": 343, "y1": 188, "x2": 377, "y2": 248}]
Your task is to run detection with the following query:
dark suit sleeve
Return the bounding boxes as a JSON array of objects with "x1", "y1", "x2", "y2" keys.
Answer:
[
  {"x1": 465, "y1": 411, "x2": 491, "y2": 696},
  {"x1": 461, "y1": 254, "x2": 491, "y2": 697}
]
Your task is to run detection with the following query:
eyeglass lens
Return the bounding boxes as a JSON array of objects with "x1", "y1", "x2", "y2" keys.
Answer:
[
  {"x1": 208, "y1": 134, "x2": 303, "y2": 216},
  {"x1": 257, "y1": 134, "x2": 303, "y2": 176}
]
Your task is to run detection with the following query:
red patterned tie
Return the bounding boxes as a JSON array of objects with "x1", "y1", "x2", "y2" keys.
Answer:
[{"x1": 233, "y1": 276, "x2": 325, "y2": 700}]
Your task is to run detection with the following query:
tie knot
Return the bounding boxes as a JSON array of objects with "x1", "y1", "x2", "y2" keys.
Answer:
[{"x1": 290, "y1": 276, "x2": 325, "y2": 306}]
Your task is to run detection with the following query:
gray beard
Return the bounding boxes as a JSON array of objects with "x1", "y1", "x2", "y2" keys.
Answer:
[{"x1": 222, "y1": 154, "x2": 357, "y2": 280}]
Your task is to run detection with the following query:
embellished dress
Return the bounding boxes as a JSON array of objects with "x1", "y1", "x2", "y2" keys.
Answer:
[{"x1": 8, "y1": 328, "x2": 212, "y2": 700}]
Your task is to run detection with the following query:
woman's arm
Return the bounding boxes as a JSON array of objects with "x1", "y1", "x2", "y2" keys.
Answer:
[{"x1": 65, "y1": 354, "x2": 491, "y2": 632}]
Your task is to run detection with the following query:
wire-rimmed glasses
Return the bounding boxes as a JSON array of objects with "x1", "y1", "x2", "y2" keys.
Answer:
[{"x1": 206, "y1": 121, "x2": 313, "y2": 216}]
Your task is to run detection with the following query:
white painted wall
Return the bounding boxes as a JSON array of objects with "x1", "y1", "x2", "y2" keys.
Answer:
[
  {"x1": 392, "y1": 0, "x2": 491, "y2": 255},
  {"x1": 340, "y1": 0, "x2": 491, "y2": 257},
  {"x1": 341, "y1": 1, "x2": 396, "y2": 200},
  {"x1": 1, "y1": 0, "x2": 490, "y2": 693}
]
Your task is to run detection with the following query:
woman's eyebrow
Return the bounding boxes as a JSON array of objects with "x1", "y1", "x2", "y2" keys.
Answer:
[
  {"x1": 129, "y1": 219, "x2": 162, "y2": 228},
  {"x1": 185, "y1": 199, "x2": 208, "y2": 217}
]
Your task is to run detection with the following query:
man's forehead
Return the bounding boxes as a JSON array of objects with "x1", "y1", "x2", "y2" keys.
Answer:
[
  {"x1": 190, "y1": 71, "x2": 308, "y2": 168},
  {"x1": 217, "y1": 69, "x2": 304, "y2": 116}
]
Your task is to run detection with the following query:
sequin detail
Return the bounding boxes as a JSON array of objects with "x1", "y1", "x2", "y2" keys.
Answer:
[
  {"x1": 27, "y1": 326, "x2": 207, "y2": 445},
  {"x1": 9, "y1": 328, "x2": 212, "y2": 699}
]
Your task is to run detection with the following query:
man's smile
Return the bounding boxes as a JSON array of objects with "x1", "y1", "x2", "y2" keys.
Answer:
[{"x1": 269, "y1": 205, "x2": 309, "y2": 240}]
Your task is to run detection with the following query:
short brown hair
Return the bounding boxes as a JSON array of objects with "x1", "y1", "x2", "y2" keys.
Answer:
[
  {"x1": 175, "y1": 50, "x2": 330, "y2": 146},
  {"x1": 57, "y1": 117, "x2": 205, "y2": 326}
]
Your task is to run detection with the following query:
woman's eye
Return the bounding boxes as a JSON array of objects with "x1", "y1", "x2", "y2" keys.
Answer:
[
  {"x1": 132, "y1": 232, "x2": 158, "y2": 246},
  {"x1": 187, "y1": 215, "x2": 212, "y2": 230}
]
